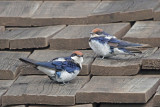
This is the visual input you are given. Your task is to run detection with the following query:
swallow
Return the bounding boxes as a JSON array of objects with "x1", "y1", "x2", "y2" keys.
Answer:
[
  {"x1": 19, "y1": 51, "x2": 83, "y2": 84},
  {"x1": 89, "y1": 28, "x2": 143, "y2": 59}
]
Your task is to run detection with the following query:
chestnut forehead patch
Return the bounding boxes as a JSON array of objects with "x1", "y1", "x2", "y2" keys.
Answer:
[
  {"x1": 92, "y1": 28, "x2": 103, "y2": 33},
  {"x1": 73, "y1": 51, "x2": 83, "y2": 56}
]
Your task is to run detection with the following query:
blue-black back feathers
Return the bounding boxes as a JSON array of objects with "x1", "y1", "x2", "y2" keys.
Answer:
[{"x1": 19, "y1": 58, "x2": 81, "y2": 73}]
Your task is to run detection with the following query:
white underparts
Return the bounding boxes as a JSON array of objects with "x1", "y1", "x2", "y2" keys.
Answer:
[
  {"x1": 89, "y1": 40, "x2": 112, "y2": 57},
  {"x1": 56, "y1": 70, "x2": 80, "y2": 82},
  {"x1": 37, "y1": 66, "x2": 55, "y2": 77}
]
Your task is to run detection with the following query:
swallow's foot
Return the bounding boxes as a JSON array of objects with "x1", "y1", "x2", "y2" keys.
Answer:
[
  {"x1": 48, "y1": 76, "x2": 54, "y2": 80},
  {"x1": 66, "y1": 81, "x2": 70, "y2": 84},
  {"x1": 101, "y1": 56, "x2": 105, "y2": 59},
  {"x1": 130, "y1": 53, "x2": 136, "y2": 56},
  {"x1": 59, "y1": 81, "x2": 70, "y2": 85},
  {"x1": 59, "y1": 82, "x2": 66, "y2": 86}
]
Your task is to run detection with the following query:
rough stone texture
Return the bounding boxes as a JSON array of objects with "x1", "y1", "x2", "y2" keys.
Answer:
[
  {"x1": 0, "y1": 80, "x2": 14, "y2": 105},
  {"x1": 2, "y1": 76, "x2": 90, "y2": 106},
  {"x1": 88, "y1": 0, "x2": 160, "y2": 24},
  {"x1": 76, "y1": 76, "x2": 160, "y2": 103},
  {"x1": 49, "y1": 23, "x2": 131, "y2": 50},
  {"x1": 123, "y1": 21, "x2": 160, "y2": 47},
  {"x1": 153, "y1": 86, "x2": 160, "y2": 107},
  {"x1": 31, "y1": 1, "x2": 100, "y2": 26},
  {"x1": 0, "y1": 26, "x2": 5, "y2": 32},
  {"x1": 0, "y1": 29, "x2": 26, "y2": 49},
  {"x1": 0, "y1": 1, "x2": 42, "y2": 26},
  {"x1": 20, "y1": 50, "x2": 95, "y2": 76},
  {"x1": 100, "y1": 96, "x2": 154, "y2": 107},
  {"x1": 0, "y1": 26, "x2": 65, "y2": 49},
  {"x1": 142, "y1": 49, "x2": 160, "y2": 69},
  {"x1": 154, "y1": 6, "x2": 160, "y2": 21},
  {"x1": 0, "y1": 51, "x2": 30, "y2": 80},
  {"x1": 0, "y1": 0, "x2": 159, "y2": 26},
  {"x1": 8, "y1": 105, "x2": 27, "y2": 107},
  {"x1": 29, "y1": 104, "x2": 93, "y2": 107},
  {"x1": 9, "y1": 25, "x2": 65, "y2": 49},
  {"x1": 91, "y1": 48, "x2": 156, "y2": 76}
]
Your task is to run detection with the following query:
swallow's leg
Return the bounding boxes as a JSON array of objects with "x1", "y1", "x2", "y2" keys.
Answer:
[
  {"x1": 59, "y1": 82, "x2": 66, "y2": 86},
  {"x1": 133, "y1": 53, "x2": 136, "y2": 56},
  {"x1": 48, "y1": 76, "x2": 54, "y2": 80},
  {"x1": 65, "y1": 81, "x2": 70, "y2": 84}
]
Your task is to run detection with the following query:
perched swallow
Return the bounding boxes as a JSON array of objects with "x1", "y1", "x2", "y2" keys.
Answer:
[
  {"x1": 19, "y1": 51, "x2": 83, "y2": 84},
  {"x1": 89, "y1": 28, "x2": 143, "y2": 59}
]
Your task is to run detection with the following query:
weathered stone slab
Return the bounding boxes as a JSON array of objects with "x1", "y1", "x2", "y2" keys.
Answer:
[
  {"x1": 0, "y1": 29, "x2": 25, "y2": 49},
  {"x1": 100, "y1": 97, "x2": 154, "y2": 107},
  {"x1": 0, "y1": 80, "x2": 14, "y2": 105},
  {"x1": 0, "y1": 1, "x2": 42, "y2": 26},
  {"x1": 29, "y1": 104, "x2": 93, "y2": 107},
  {"x1": 9, "y1": 25, "x2": 65, "y2": 49},
  {"x1": 76, "y1": 76, "x2": 160, "y2": 103},
  {"x1": 0, "y1": 25, "x2": 65, "y2": 49},
  {"x1": 8, "y1": 105, "x2": 27, "y2": 107},
  {"x1": 91, "y1": 48, "x2": 156, "y2": 76},
  {"x1": 0, "y1": 26, "x2": 5, "y2": 32},
  {"x1": 0, "y1": 0, "x2": 158, "y2": 26},
  {"x1": 154, "y1": 6, "x2": 160, "y2": 21},
  {"x1": 20, "y1": 50, "x2": 95, "y2": 76},
  {"x1": 49, "y1": 23, "x2": 131, "y2": 50},
  {"x1": 142, "y1": 49, "x2": 160, "y2": 69},
  {"x1": 123, "y1": 21, "x2": 160, "y2": 47},
  {"x1": 0, "y1": 51, "x2": 30, "y2": 79},
  {"x1": 2, "y1": 76, "x2": 90, "y2": 106},
  {"x1": 88, "y1": 0, "x2": 160, "y2": 24},
  {"x1": 153, "y1": 86, "x2": 160, "y2": 107},
  {"x1": 31, "y1": 1, "x2": 100, "y2": 26},
  {"x1": 118, "y1": 0, "x2": 160, "y2": 22}
]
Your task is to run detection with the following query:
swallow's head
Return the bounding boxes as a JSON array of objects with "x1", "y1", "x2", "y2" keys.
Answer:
[
  {"x1": 90, "y1": 28, "x2": 103, "y2": 37},
  {"x1": 71, "y1": 51, "x2": 83, "y2": 66}
]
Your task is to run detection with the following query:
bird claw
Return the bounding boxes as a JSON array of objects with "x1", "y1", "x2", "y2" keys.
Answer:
[
  {"x1": 59, "y1": 82, "x2": 66, "y2": 86},
  {"x1": 59, "y1": 81, "x2": 70, "y2": 86}
]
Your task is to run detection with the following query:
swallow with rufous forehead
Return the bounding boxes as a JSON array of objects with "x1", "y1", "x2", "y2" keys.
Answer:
[
  {"x1": 19, "y1": 51, "x2": 83, "y2": 84},
  {"x1": 89, "y1": 28, "x2": 144, "y2": 59}
]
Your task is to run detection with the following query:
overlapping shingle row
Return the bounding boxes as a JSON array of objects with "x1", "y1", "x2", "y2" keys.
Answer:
[{"x1": 0, "y1": 0, "x2": 160, "y2": 107}]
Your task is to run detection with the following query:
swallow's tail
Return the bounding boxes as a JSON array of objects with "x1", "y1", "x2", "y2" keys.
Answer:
[
  {"x1": 19, "y1": 58, "x2": 55, "y2": 77},
  {"x1": 137, "y1": 43, "x2": 152, "y2": 48},
  {"x1": 127, "y1": 42, "x2": 151, "y2": 48},
  {"x1": 19, "y1": 58, "x2": 38, "y2": 66},
  {"x1": 117, "y1": 48, "x2": 135, "y2": 56}
]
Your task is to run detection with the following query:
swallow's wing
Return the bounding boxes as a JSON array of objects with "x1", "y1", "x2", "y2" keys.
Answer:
[
  {"x1": 107, "y1": 38, "x2": 142, "y2": 48},
  {"x1": 35, "y1": 61, "x2": 57, "y2": 70},
  {"x1": 52, "y1": 61, "x2": 80, "y2": 73},
  {"x1": 33, "y1": 59, "x2": 79, "y2": 73},
  {"x1": 89, "y1": 36, "x2": 110, "y2": 44},
  {"x1": 102, "y1": 32, "x2": 116, "y2": 38}
]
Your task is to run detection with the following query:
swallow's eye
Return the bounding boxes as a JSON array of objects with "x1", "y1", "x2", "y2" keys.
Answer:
[
  {"x1": 77, "y1": 55, "x2": 83, "y2": 57},
  {"x1": 71, "y1": 53, "x2": 76, "y2": 57},
  {"x1": 96, "y1": 31, "x2": 102, "y2": 35}
]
